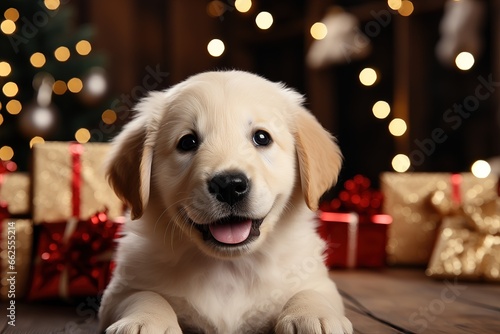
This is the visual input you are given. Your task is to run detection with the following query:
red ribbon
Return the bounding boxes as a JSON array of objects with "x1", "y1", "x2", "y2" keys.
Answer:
[
  {"x1": 451, "y1": 173, "x2": 462, "y2": 206},
  {"x1": 70, "y1": 143, "x2": 84, "y2": 218}
]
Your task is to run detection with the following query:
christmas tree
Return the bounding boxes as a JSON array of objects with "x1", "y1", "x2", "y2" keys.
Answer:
[{"x1": 0, "y1": 0, "x2": 110, "y2": 170}]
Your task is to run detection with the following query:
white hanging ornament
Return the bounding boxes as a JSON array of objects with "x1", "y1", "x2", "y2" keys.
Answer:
[
  {"x1": 436, "y1": 0, "x2": 486, "y2": 68},
  {"x1": 307, "y1": 7, "x2": 372, "y2": 69},
  {"x1": 79, "y1": 67, "x2": 108, "y2": 105},
  {"x1": 19, "y1": 75, "x2": 60, "y2": 138}
]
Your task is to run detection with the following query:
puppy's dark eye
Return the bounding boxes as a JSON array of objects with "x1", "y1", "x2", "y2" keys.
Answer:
[
  {"x1": 177, "y1": 134, "x2": 199, "y2": 152},
  {"x1": 253, "y1": 130, "x2": 272, "y2": 147}
]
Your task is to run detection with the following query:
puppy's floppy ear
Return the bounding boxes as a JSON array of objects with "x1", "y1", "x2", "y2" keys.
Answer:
[
  {"x1": 105, "y1": 95, "x2": 161, "y2": 220},
  {"x1": 294, "y1": 108, "x2": 342, "y2": 211}
]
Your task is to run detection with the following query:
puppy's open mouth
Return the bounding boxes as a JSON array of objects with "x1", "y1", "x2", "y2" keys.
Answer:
[{"x1": 191, "y1": 216, "x2": 263, "y2": 247}]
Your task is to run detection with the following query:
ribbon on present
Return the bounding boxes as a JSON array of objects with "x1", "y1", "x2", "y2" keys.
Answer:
[
  {"x1": 326, "y1": 174, "x2": 384, "y2": 220},
  {"x1": 427, "y1": 174, "x2": 500, "y2": 281},
  {"x1": 30, "y1": 142, "x2": 123, "y2": 300}
]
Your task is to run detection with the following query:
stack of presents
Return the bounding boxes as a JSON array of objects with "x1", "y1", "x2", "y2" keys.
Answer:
[{"x1": 1, "y1": 142, "x2": 500, "y2": 303}]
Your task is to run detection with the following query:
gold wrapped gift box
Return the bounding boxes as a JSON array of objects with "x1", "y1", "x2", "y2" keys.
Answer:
[
  {"x1": 381, "y1": 173, "x2": 497, "y2": 265},
  {"x1": 426, "y1": 198, "x2": 500, "y2": 281},
  {"x1": 0, "y1": 173, "x2": 30, "y2": 216},
  {"x1": 32, "y1": 142, "x2": 123, "y2": 224}
]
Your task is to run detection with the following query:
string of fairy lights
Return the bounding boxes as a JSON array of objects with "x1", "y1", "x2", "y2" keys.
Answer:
[
  {"x1": 0, "y1": 0, "x2": 492, "y2": 178},
  {"x1": 0, "y1": 0, "x2": 110, "y2": 164}
]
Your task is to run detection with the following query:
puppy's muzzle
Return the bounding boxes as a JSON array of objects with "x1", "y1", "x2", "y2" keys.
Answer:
[{"x1": 208, "y1": 172, "x2": 250, "y2": 206}]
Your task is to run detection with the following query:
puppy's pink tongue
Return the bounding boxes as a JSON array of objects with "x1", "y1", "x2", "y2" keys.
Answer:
[{"x1": 209, "y1": 219, "x2": 252, "y2": 244}]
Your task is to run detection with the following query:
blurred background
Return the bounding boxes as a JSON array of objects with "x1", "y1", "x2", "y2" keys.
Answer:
[{"x1": 1, "y1": 0, "x2": 499, "y2": 186}]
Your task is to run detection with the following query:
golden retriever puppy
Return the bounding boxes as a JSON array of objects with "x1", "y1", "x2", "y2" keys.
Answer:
[{"x1": 99, "y1": 70, "x2": 352, "y2": 334}]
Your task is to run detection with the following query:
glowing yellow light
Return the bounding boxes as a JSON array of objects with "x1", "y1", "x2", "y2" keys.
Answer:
[
  {"x1": 310, "y1": 22, "x2": 328, "y2": 40},
  {"x1": 67, "y1": 78, "x2": 83, "y2": 93},
  {"x1": 471, "y1": 160, "x2": 491, "y2": 178},
  {"x1": 75, "y1": 128, "x2": 91, "y2": 143},
  {"x1": 4, "y1": 8, "x2": 20, "y2": 22},
  {"x1": 0, "y1": 101, "x2": 2, "y2": 110},
  {"x1": 0, "y1": 114, "x2": 3, "y2": 126},
  {"x1": 0, "y1": 61, "x2": 11, "y2": 77},
  {"x1": 388, "y1": 118, "x2": 407, "y2": 136},
  {"x1": 235, "y1": 0, "x2": 252, "y2": 13},
  {"x1": 30, "y1": 136, "x2": 45, "y2": 148},
  {"x1": 455, "y1": 52, "x2": 475, "y2": 71},
  {"x1": 102, "y1": 109, "x2": 117, "y2": 124},
  {"x1": 44, "y1": 0, "x2": 60, "y2": 10},
  {"x1": 207, "y1": 39, "x2": 225, "y2": 57},
  {"x1": 0, "y1": 146, "x2": 14, "y2": 161},
  {"x1": 398, "y1": 1, "x2": 414, "y2": 16},
  {"x1": 255, "y1": 11, "x2": 273, "y2": 30},
  {"x1": 372, "y1": 101, "x2": 391, "y2": 119},
  {"x1": 392, "y1": 154, "x2": 410, "y2": 173},
  {"x1": 2, "y1": 82, "x2": 18, "y2": 97},
  {"x1": 52, "y1": 80, "x2": 67, "y2": 95},
  {"x1": 54, "y1": 46, "x2": 70, "y2": 62},
  {"x1": 30, "y1": 52, "x2": 46, "y2": 68},
  {"x1": 76, "y1": 40, "x2": 92, "y2": 56},
  {"x1": 359, "y1": 68, "x2": 378, "y2": 86},
  {"x1": 388, "y1": 0, "x2": 402, "y2": 10},
  {"x1": 6, "y1": 100, "x2": 21, "y2": 115},
  {"x1": 1, "y1": 19, "x2": 16, "y2": 34}
]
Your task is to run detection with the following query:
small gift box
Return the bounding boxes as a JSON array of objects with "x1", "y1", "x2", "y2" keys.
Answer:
[
  {"x1": 0, "y1": 219, "x2": 33, "y2": 300},
  {"x1": 32, "y1": 142, "x2": 124, "y2": 223},
  {"x1": 28, "y1": 211, "x2": 122, "y2": 301},
  {"x1": 318, "y1": 212, "x2": 391, "y2": 268},
  {"x1": 381, "y1": 173, "x2": 497, "y2": 266},
  {"x1": 426, "y1": 188, "x2": 500, "y2": 282},
  {"x1": 318, "y1": 175, "x2": 391, "y2": 268},
  {"x1": 0, "y1": 160, "x2": 30, "y2": 216}
]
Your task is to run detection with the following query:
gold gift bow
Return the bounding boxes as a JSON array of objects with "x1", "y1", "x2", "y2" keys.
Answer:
[{"x1": 429, "y1": 188, "x2": 500, "y2": 280}]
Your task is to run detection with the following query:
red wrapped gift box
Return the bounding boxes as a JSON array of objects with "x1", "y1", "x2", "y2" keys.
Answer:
[
  {"x1": 318, "y1": 211, "x2": 391, "y2": 268},
  {"x1": 28, "y1": 211, "x2": 122, "y2": 301}
]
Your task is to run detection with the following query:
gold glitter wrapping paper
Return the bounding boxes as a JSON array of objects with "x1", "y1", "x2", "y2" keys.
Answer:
[
  {"x1": 0, "y1": 173, "x2": 30, "y2": 215},
  {"x1": 426, "y1": 199, "x2": 500, "y2": 281},
  {"x1": 0, "y1": 219, "x2": 33, "y2": 300},
  {"x1": 381, "y1": 173, "x2": 497, "y2": 265},
  {"x1": 32, "y1": 142, "x2": 123, "y2": 224}
]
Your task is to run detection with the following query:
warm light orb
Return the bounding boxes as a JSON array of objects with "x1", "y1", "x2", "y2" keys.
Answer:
[
  {"x1": 0, "y1": 146, "x2": 14, "y2": 161},
  {"x1": 44, "y1": 0, "x2": 60, "y2": 10},
  {"x1": 398, "y1": 1, "x2": 414, "y2": 16},
  {"x1": 2, "y1": 82, "x2": 19, "y2": 97},
  {"x1": 30, "y1": 136, "x2": 45, "y2": 148},
  {"x1": 30, "y1": 52, "x2": 46, "y2": 68},
  {"x1": 4, "y1": 8, "x2": 20, "y2": 22},
  {"x1": 372, "y1": 100, "x2": 391, "y2": 119},
  {"x1": 0, "y1": 114, "x2": 3, "y2": 126},
  {"x1": 0, "y1": 61, "x2": 11, "y2": 77},
  {"x1": 6, "y1": 100, "x2": 21, "y2": 115},
  {"x1": 67, "y1": 78, "x2": 83, "y2": 93},
  {"x1": 455, "y1": 52, "x2": 475, "y2": 71},
  {"x1": 235, "y1": 0, "x2": 252, "y2": 13},
  {"x1": 392, "y1": 154, "x2": 410, "y2": 173},
  {"x1": 207, "y1": 39, "x2": 225, "y2": 57},
  {"x1": 52, "y1": 80, "x2": 67, "y2": 95},
  {"x1": 75, "y1": 128, "x2": 91, "y2": 143},
  {"x1": 471, "y1": 160, "x2": 491, "y2": 178},
  {"x1": 255, "y1": 11, "x2": 273, "y2": 30},
  {"x1": 388, "y1": 118, "x2": 407, "y2": 136},
  {"x1": 310, "y1": 22, "x2": 328, "y2": 40},
  {"x1": 388, "y1": 0, "x2": 402, "y2": 10},
  {"x1": 1, "y1": 19, "x2": 16, "y2": 34},
  {"x1": 102, "y1": 109, "x2": 117, "y2": 124},
  {"x1": 76, "y1": 40, "x2": 92, "y2": 56},
  {"x1": 54, "y1": 46, "x2": 70, "y2": 62},
  {"x1": 359, "y1": 68, "x2": 378, "y2": 86}
]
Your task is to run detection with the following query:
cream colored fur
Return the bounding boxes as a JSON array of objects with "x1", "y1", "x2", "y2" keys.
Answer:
[{"x1": 99, "y1": 71, "x2": 352, "y2": 334}]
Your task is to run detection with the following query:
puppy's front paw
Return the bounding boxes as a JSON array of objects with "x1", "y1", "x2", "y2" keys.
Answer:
[
  {"x1": 105, "y1": 317, "x2": 182, "y2": 334},
  {"x1": 275, "y1": 310, "x2": 353, "y2": 334}
]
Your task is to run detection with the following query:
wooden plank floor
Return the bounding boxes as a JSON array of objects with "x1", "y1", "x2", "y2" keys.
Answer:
[{"x1": 1, "y1": 269, "x2": 499, "y2": 333}]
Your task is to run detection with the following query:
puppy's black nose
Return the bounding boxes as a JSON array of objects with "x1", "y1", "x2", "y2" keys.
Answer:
[{"x1": 208, "y1": 173, "x2": 249, "y2": 206}]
